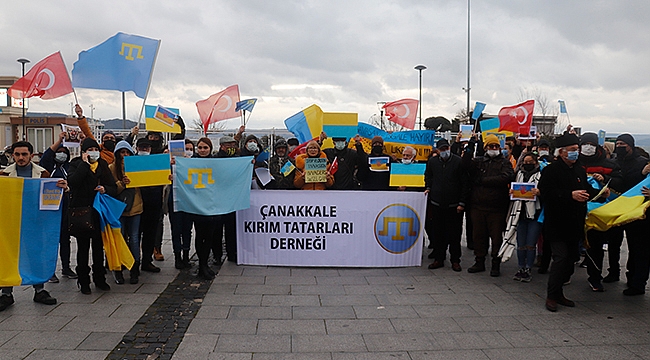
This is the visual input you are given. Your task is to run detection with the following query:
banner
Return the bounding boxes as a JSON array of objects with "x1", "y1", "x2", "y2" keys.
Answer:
[
  {"x1": 355, "y1": 122, "x2": 436, "y2": 162},
  {"x1": 389, "y1": 163, "x2": 426, "y2": 187},
  {"x1": 237, "y1": 190, "x2": 425, "y2": 267}
]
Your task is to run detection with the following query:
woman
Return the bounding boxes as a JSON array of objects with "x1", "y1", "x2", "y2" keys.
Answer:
[
  {"x1": 293, "y1": 141, "x2": 334, "y2": 190},
  {"x1": 192, "y1": 137, "x2": 217, "y2": 279},
  {"x1": 68, "y1": 138, "x2": 117, "y2": 294},
  {"x1": 168, "y1": 139, "x2": 195, "y2": 269},
  {"x1": 510, "y1": 152, "x2": 542, "y2": 282},
  {"x1": 109, "y1": 140, "x2": 143, "y2": 284}
]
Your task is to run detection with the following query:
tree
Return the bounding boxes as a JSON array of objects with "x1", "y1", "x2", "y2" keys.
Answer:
[
  {"x1": 369, "y1": 114, "x2": 408, "y2": 132},
  {"x1": 190, "y1": 118, "x2": 228, "y2": 133},
  {"x1": 424, "y1": 116, "x2": 453, "y2": 132},
  {"x1": 517, "y1": 87, "x2": 562, "y2": 134}
]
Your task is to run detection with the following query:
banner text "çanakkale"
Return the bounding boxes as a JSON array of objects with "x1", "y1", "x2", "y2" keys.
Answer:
[{"x1": 259, "y1": 205, "x2": 337, "y2": 220}]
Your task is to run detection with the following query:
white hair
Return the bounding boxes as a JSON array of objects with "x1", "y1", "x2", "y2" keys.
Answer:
[{"x1": 403, "y1": 146, "x2": 416, "y2": 155}]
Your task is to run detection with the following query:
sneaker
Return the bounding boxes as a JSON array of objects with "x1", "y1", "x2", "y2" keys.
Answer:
[
  {"x1": 61, "y1": 268, "x2": 78, "y2": 279},
  {"x1": 48, "y1": 274, "x2": 59, "y2": 283},
  {"x1": 113, "y1": 271, "x2": 125, "y2": 285},
  {"x1": 33, "y1": 290, "x2": 57, "y2": 305},
  {"x1": 0, "y1": 295, "x2": 15, "y2": 311},
  {"x1": 588, "y1": 279, "x2": 605, "y2": 292},
  {"x1": 520, "y1": 268, "x2": 532, "y2": 283},
  {"x1": 513, "y1": 268, "x2": 525, "y2": 282}
]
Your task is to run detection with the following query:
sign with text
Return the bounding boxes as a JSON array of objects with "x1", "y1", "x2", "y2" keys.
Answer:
[
  {"x1": 237, "y1": 190, "x2": 425, "y2": 267},
  {"x1": 304, "y1": 158, "x2": 327, "y2": 183}
]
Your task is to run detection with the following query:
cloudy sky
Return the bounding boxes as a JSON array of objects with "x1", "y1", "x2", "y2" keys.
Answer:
[{"x1": 1, "y1": 0, "x2": 649, "y2": 133}]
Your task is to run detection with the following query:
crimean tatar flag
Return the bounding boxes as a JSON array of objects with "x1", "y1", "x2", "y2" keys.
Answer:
[
  {"x1": 124, "y1": 153, "x2": 171, "y2": 188},
  {"x1": 389, "y1": 163, "x2": 426, "y2": 187},
  {"x1": 236, "y1": 98, "x2": 257, "y2": 112},
  {"x1": 0, "y1": 178, "x2": 61, "y2": 287},
  {"x1": 498, "y1": 100, "x2": 535, "y2": 134},
  {"x1": 383, "y1": 99, "x2": 419, "y2": 130},
  {"x1": 196, "y1": 85, "x2": 241, "y2": 133},
  {"x1": 8, "y1": 52, "x2": 73, "y2": 100}
]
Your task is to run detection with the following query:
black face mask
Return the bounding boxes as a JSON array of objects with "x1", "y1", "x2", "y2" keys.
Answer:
[
  {"x1": 522, "y1": 164, "x2": 535, "y2": 172},
  {"x1": 614, "y1": 146, "x2": 628, "y2": 159},
  {"x1": 372, "y1": 145, "x2": 383, "y2": 155},
  {"x1": 102, "y1": 140, "x2": 116, "y2": 152}
]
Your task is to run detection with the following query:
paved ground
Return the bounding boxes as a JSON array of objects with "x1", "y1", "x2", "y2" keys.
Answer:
[{"x1": 1, "y1": 228, "x2": 650, "y2": 359}]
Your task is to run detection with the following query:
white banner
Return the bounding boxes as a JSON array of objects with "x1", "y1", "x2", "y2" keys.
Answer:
[{"x1": 237, "y1": 190, "x2": 425, "y2": 267}]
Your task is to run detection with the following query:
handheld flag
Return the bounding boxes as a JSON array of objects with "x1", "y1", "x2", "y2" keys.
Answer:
[
  {"x1": 93, "y1": 192, "x2": 135, "y2": 271},
  {"x1": 281, "y1": 161, "x2": 296, "y2": 176},
  {"x1": 382, "y1": 99, "x2": 419, "y2": 130},
  {"x1": 389, "y1": 163, "x2": 426, "y2": 187},
  {"x1": 586, "y1": 176, "x2": 650, "y2": 232},
  {"x1": 236, "y1": 98, "x2": 257, "y2": 112},
  {"x1": 8, "y1": 52, "x2": 73, "y2": 100},
  {"x1": 145, "y1": 105, "x2": 182, "y2": 133},
  {"x1": 329, "y1": 157, "x2": 339, "y2": 175},
  {"x1": 498, "y1": 100, "x2": 535, "y2": 134},
  {"x1": 471, "y1": 101, "x2": 486, "y2": 120},
  {"x1": 124, "y1": 153, "x2": 171, "y2": 187},
  {"x1": 284, "y1": 104, "x2": 324, "y2": 144},
  {"x1": 322, "y1": 112, "x2": 358, "y2": 140},
  {"x1": 558, "y1": 100, "x2": 567, "y2": 114},
  {"x1": 72, "y1": 32, "x2": 160, "y2": 98},
  {"x1": 196, "y1": 85, "x2": 241, "y2": 133}
]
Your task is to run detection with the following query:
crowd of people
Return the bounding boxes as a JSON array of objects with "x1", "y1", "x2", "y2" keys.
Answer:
[{"x1": 1, "y1": 103, "x2": 649, "y2": 314}]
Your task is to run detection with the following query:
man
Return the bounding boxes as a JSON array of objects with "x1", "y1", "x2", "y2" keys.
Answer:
[
  {"x1": 536, "y1": 139, "x2": 553, "y2": 168},
  {"x1": 402, "y1": 146, "x2": 417, "y2": 164},
  {"x1": 268, "y1": 139, "x2": 296, "y2": 189},
  {"x1": 624, "y1": 185, "x2": 650, "y2": 295},
  {"x1": 215, "y1": 136, "x2": 240, "y2": 262},
  {"x1": 0, "y1": 141, "x2": 66, "y2": 311},
  {"x1": 323, "y1": 136, "x2": 367, "y2": 190},
  {"x1": 143, "y1": 131, "x2": 166, "y2": 261},
  {"x1": 287, "y1": 138, "x2": 300, "y2": 153},
  {"x1": 463, "y1": 134, "x2": 515, "y2": 276},
  {"x1": 357, "y1": 136, "x2": 393, "y2": 190},
  {"x1": 538, "y1": 133, "x2": 605, "y2": 312},
  {"x1": 136, "y1": 138, "x2": 163, "y2": 273},
  {"x1": 75, "y1": 104, "x2": 117, "y2": 163},
  {"x1": 424, "y1": 139, "x2": 469, "y2": 271},
  {"x1": 608, "y1": 133, "x2": 648, "y2": 285},
  {"x1": 578, "y1": 132, "x2": 623, "y2": 292}
]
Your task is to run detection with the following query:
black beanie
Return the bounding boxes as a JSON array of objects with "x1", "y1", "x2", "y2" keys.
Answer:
[
  {"x1": 580, "y1": 132, "x2": 599, "y2": 146},
  {"x1": 81, "y1": 138, "x2": 100, "y2": 152},
  {"x1": 616, "y1": 133, "x2": 635, "y2": 148}
]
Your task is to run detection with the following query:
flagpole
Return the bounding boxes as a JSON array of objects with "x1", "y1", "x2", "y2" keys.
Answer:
[
  {"x1": 122, "y1": 92, "x2": 126, "y2": 130},
  {"x1": 72, "y1": 89, "x2": 79, "y2": 105},
  {"x1": 137, "y1": 39, "x2": 162, "y2": 132}
]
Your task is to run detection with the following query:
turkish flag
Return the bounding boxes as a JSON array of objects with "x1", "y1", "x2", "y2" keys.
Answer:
[
  {"x1": 196, "y1": 85, "x2": 241, "y2": 133},
  {"x1": 498, "y1": 100, "x2": 535, "y2": 134},
  {"x1": 329, "y1": 156, "x2": 339, "y2": 175},
  {"x1": 382, "y1": 99, "x2": 419, "y2": 129},
  {"x1": 8, "y1": 52, "x2": 73, "y2": 100}
]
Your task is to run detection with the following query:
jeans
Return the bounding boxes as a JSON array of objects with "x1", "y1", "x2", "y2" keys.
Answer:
[
  {"x1": 517, "y1": 217, "x2": 542, "y2": 269},
  {"x1": 121, "y1": 215, "x2": 141, "y2": 263}
]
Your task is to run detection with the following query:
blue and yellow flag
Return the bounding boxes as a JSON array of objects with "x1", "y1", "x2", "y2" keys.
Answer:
[
  {"x1": 586, "y1": 176, "x2": 650, "y2": 232},
  {"x1": 145, "y1": 105, "x2": 182, "y2": 133},
  {"x1": 284, "y1": 104, "x2": 324, "y2": 144},
  {"x1": 93, "y1": 193, "x2": 135, "y2": 271},
  {"x1": 72, "y1": 32, "x2": 160, "y2": 98},
  {"x1": 173, "y1": 157, "x2": 254, "y2": 216},
  {"x1": 281, "y1": 161, "x2": 296, "y2": 176},
  {"x1": 389, "y1": 163, "x2": 426, "y2": 187},
  {"x1": 0, "y1": 178, "x2": 61, "y2": 287},
  {"x1": 124, "y1": 153, "x2": 171, "y2": 188},
  {"x1": 236, "y1": 98, "x2": 257, "y2": 112},
  {"x1": 354, "y1": 122, "x2": 437, "y2": 162},
  {"x1": 322, "y1": 112, "x2": 358, "y2": 140}
]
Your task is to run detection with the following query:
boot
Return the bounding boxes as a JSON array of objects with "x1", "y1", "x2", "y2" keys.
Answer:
[
  {"x1": 130, "y1": 262, "x2": 140, "y2": 284},
  {"x1": 154, "y1": 247, "x2": 165, "y2": 261},
  {"x1": 174, "y1": 252, "x2": 185, "y2": 269},
  {"x1": 197, "y1": 257, "x2": 214, "y2": 280},
  {"x1": 76, "y1": 266, "x2": 92, "y2": 295},
  {"x1": 490, "y1": 257, "x2": 502, "y2": 277},
  {"x1": 92, "y1": 264, "x2": 111, "y2": 291},
  {"x1": 182, "y1": 249, "x2": 191, "y2": 268},
  {"x1": 113, "y1": 270, "x2": 125, "y2": 284},
  {"x1": 467, "y1": 258, "x2": 485, "y2": 273}
]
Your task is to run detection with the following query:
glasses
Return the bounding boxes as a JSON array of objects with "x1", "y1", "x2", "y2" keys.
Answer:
[{"x1": 486, "y1": 144, "x2": 500, "y2": 149}]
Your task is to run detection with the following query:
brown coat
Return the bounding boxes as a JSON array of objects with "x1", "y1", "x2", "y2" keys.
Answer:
[
  {"x1": 109, "y1": 163, "x2": 144, "y2": 216},
  {"x1": 293, "y1": 152, "x2": 334, "y2": 190}
]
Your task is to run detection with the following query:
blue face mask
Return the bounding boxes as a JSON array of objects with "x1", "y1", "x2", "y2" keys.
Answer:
[
  {"x1": 567, "y1": 150, "x2": 579, "y2": 161},
  {"x1": 501, "y1": 150, "x2": 509, "y2": 157}
]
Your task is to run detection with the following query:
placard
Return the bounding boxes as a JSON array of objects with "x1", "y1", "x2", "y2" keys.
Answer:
[
  {"x1": 168, "y1": 140, "x2": 185, "y2": 158},
  {"x1": 389, "y1": 163, "x2": 426, "y2": 187},
  {"x1": 459, "y1": 124, "x2": 473, "y2": 142},
  {"x1": 369, "y1": 157, "x2": 390, "y2": 172},
  {"x1": 510, "y1": 182, "x2": 536, "y2": 201},
  {"x1": 39, "y1": 179, "x2": 64, "y2": 210},
  {"x1": 61, "y1": 124, "x2": 82, "y2": 148},
  {"x1": 154, "y1": 105, "x2": 178, "y2": 127},
  {"x1": 304, "y1": 158, "x2": 327, "y2": 183}
]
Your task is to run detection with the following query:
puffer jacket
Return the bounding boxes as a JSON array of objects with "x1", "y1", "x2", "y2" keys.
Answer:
[{"x1": 293, "y1": 152, "x2": 334, "y2": 190}]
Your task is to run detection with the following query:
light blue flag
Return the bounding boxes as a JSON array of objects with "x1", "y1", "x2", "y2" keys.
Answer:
[
  {"x1": 173, "y1": 157, "x2": 254, "y2": 216},
  {"x1": 72, "y1": 32, "x2": 160, "y2": 98},
  {"x1": 558, "y1": 100, "x2": 567, "y2": 114},
  {"x1": 236, "y1": 99, "x2": 257, "y2": 112},
  {"x1": 472, "y1": 101, "x2": 486, "y2": 120}
]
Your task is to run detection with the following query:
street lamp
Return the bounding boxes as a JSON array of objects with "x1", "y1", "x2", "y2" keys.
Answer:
[
  {"x1": 17, "y1": 58, "x2": 30, "y2": 141},
  {"x1": 414, "y1": 65, "x2": 427, "y2": 130}
]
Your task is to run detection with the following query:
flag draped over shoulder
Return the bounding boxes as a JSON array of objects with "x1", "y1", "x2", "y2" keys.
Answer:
[
  {"x1": 196, "y1": 85, "x2": 241, "y2": 133},
  {"x1": 72, "y1": 32, "x2": 160, "y2": 98},
  {"x1": 585, "y1": 176, "x2": 650, "y2": 232},
  {"x1": 0, "y1": 178, "x2": 61, "y2": 287},
  {"x1": 173, "y1": 157, "x2": 254, "y2": 216},
  {"x1": 8, "y1": 52, "x2": 73, "y2": 100},
  {"x1": 93, "y1": 193, "x2": 135, "y2": 271},
  {"x1": 383, "y1": 99, "x2": 419, "y2": 130}
]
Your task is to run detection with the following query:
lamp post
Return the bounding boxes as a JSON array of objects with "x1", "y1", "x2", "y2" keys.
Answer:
[
  {"x1": 17, "y1": 58, "x2": 30, "y2": 141},
  {"x1": 376, "y1": 102, "x2": 386, "y2": 130},
  {"x1": 414, "y1": 65, "x2": 427, "y2": 130}
]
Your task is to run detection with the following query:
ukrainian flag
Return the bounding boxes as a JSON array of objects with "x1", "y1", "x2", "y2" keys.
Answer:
[
  {"x1": 124, "y1": 153, "x2": 171, "y2": 188},
  {"x1": 284, "y1": 104, "x2": 324, "y2": 143},
  {"x1": 389, "y1": 163, "x2": 426, "y2": 187},
  {"x1": 0, "y1": 178, "x2": 61, "y2": 287},
  {"x1": 93, "y1": 193, "x2": 135, "y2": 271},
  {"x1": 145, "y1": 105, "x2": 182, "y2": 134},
  {"x1": 322, "y1": 112, "x2": 358, "y2": 140},
  {"x1": 586, "y1": 176, "x2": 650, "y2": 232}
]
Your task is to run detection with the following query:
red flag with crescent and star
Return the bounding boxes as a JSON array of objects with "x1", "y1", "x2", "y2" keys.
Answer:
[
  {"x1": 498, "y1": 99, "x2": 535, "y2": 134},
  {"x1": 8, "y1": 52, "x2": 73, "y2": 100},
  {"x1": 382, "y1": 99, "x2": 419, "y2": 130},
  {"x1": 196, "y1": 85, "x2": 241, "y2": 133}
]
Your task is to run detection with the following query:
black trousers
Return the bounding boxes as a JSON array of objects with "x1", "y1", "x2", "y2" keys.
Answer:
[
  {"x1": 216, "y1": 212, "x2": 237, "y2": 262},
  {"x1": 471, "y1": 209, "x2": 506, "y2": 260},
  {"x1": 194, "y1": 219, "x2": 216, "y2": 265},
  {"x1": 547, "y1": 241, "x2": 580, "y2": 300},
  {"x1": 140, "y1": 205, "x2": 162, "y2": 265},
  {"x1": 429, "y1": 205, "x2": 463, "y2": 263},
  {"x1": 626, "y1": 218, "x2": 650, "y2": 291},
  {"x1": 76, "y1": 228, "x2": 105, "y2": 279},
  {"x1": 585, "y1": 228, "x2": 617, "y2": 282}
]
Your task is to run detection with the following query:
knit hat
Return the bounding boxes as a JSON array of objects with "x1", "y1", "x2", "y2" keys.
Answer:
[
  {"x1": 483, "y1": 134, "x2": 500, "y2": 148},
  {"x1": 287, "y1": 138, "x2": 300, "y2": 146},
  {"x1": 136, "y1": 138, "x2": 152, "y2": 149},
  {"x1": 436, "y1": 138, "x2": 450, "y2": 149},
  {"x1": 371, "y1": 136, "x2": 384, "y2": 145},
  {"x1": 114, "y1": 140, "x2": 135, "y2": 155},
  {"x1": 538, "y1": 139, "x2": 551, "y2": 148},
  {"x1": 580, "y1": 132, "x2": 599, "y2": 145},
  {"x1": 274, "y1": 139, "x2": 288, "y2": 149},
  {"x1": 81, "y1": 138, "x2": 100, "y2": 152},
  {"x1": 219, "y1": 136, "x2": 236, "y2": 145},
  {"x1": 555, "y1": 133, "x2": 580, "y2": 148},
  {"x1": 616, "y1": 133, "x2": 635, "y2": 147}
]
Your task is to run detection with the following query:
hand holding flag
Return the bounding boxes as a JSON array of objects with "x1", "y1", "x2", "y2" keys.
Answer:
[{"x1": 8, "y1": 52, "x2": 73, "y2": 100}]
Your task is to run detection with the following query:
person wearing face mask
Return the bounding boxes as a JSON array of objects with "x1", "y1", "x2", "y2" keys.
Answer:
[
  {"x1": 356, "y1": 136, "x2": 394, "y2": 190},
  {"x1": 463, "y1": 134, "x2": 515, "y2": 276},
  {"x1": 74, "y1": 104, "x2": 117, "y2": 164},
  {"x1": 287, "y1": 138, "x2": 300, "y2": 154},
  {"x1": 424, "y1": 139, "x2": 469, "y2": 271},
  {"x1": 239, "y1": 134, "x2": 270, "y2": 189},
  {"x1": 215, "y1": 136, "x2": 241, "y2": 263},
  {"x1": 577, "y1": 132, "x2": 623, "y2": 291},
  {"x1": 39, "y1": 132, "x2": 76, "y2": 283},
  {"x1": 503, "y1": 143, "x2": 516, "y2": 169},
  {"x1": 536, "y1": 139, "x2": 553, "y2": 168},
  {"x1": 294, "y1": 141, "x2": 335, "y2": 190},
  {"x1": 323, "y1": 136, "x2": 367, "y2": 190},
  {"x1": 537, "y1": 133, "x2": 606, "y2": 311},
  {"x1": 67, "y1": 138, "x2": 118, "y2": 294},
  {"x1": 268, "y1": 139, "x2": 297, "y2": 189}
]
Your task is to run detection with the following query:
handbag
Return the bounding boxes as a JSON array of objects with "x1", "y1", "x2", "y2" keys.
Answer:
[
  {"x1": 117, "y1": 188, "x2": 136, "y2": 213},
  {"x1": 68, "y1": 206, "x2": 96, "y2": 236}
]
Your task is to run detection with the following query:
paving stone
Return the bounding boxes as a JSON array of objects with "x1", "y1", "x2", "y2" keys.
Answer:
[
  {"x1": 432, "y1": 331, "x2": 511, "y2": 350},
  {"x1": 363, "y1": 333, "x2": 438, "y2": 351},
  {"x1": 187, "y1": 319, "x2": 258, "y2": 334},
  {"x1": 171, "y1": 333, "x2": 218, "y2": 358},
  {"x1": 215, "y1": 275, "x2": 266, "y2": 284},
  {"x1": 261, "y1": 295, "x2": 321, "y2": 306},
  {"x1": 482, "y1": 347, "x2": 568, "y2": 359},
  {"x1": 333, "y1": 352, "x2": 411, "y2": 359},
  {"x1": 243, "y1": 267, "x2": 291, "y2": 276},
  {"x1": 265, "y1": 275, "x2": 317, "y2": 285},
  {"x1": 365, "y1": 275, "x2": 417, "y2": 285},
  {"x1": 412, "y1": 304, "x2": 480, "y2": 318},
  {"x1": 0, "y1": 330, "x2": 20, "y2": 347},
  {"x1": 202, "y1": 294, "x2": 262, "y2": 306},
  {"x1": 409, "y1": 349, "x2": 489, "y2": 360},
  {"x1": 195, "y1": 305, "x2": 231, "y2": 319},
  {"x1": 62, "y1": 316, "x2": 137, "y2": 333},
  {"x1": 23, "y1": 349, "x2": 109, "y2": 360},
  {"x1": 353, "y1": 305, "x2": 419, "y2": 319},
  {"x1": 344, "y1": 285, "x2": 400, "y2": 295},
  {"x1": 0, "y1": 348, "x2": 33, "y2": 360},
  {"x1": 76, "y1": 332, "x2": 126, "y2": 350},
  {"x1": 257, "y1": 319, "x2": 326, "y2": 335},
  {"x1": 291, "y1": 285, "x2": 346, "y2": 295},
  {"x1": 254, "y1": 353, "x2": 331, "y2": 360},
  {"x1": 290, "y1": 268, "x2": 340, "y2": 277},
  {"x1": 325, "y1": 319, "x2": 395, "y2": 334},
  {"x1": 208, "y1": 353, "x2": 254, "y2": 360},
  {"x1": 390, "y1": 318, "x2": 463, "y2": 333},
  {"x1": 316, "y1": 276, "x2": 369, "y2": 285},
  {"x1": 499, "y1": 329, "x2": 581, "y2": 347},
  {"x1": 320, "y1": 295, "x2": 380, "y2": 306},
  {"x1": 0, "y1": 330, "x2": 89, "y2": 350},
  {"x1": 293, "y1": 306, "x2": 356, "y2": 319},
  {"x1": 292, "y1": 334, "x2": 367, "y2": 352},
  {"x1": 374, "y1": 294, "x2": 436, "y2": 305},
  {"x1": 0, "y1": 315, "x2": 74, "y2": 331},
  {"x1": 235, "y1": 284, "x2": 291, "y2": 295},
  {"x1": 453, "y1": 316, "x2": 528, "y2": 332},
  {"x1": 216, "y1": 334, "x2": 291, "y2": 353},
  {"x1": 228, "y1": 306, "x2": 292, "y2": 320}
]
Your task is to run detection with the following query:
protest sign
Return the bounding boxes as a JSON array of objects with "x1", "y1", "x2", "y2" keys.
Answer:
[{"x1": 304, "y1": 158, "x2": 327, "y2": 183}]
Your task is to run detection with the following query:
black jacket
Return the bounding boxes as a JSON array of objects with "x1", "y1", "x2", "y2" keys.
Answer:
[
  {"x1": 616, "y1": 150, "x2": 648, "y2": 193},
  {"x1": 268, "y1": 155, "x2": 296, "y2": 190},
  {"x1": 358, "y1": 152, "x2": 394, "y2": 190},
  {"x1": 425, "y1": 153, "x2": 469, "y2": 208},
  {"x1": 463, "y1": 141, "x2": 515, "y2": 212},
  {"x1": 579, "y1": 147, "x2": 623, "y2": 193},
  {"x1": 323, "y1": 144, "x2": 367, "y2": 190},
  {"x1": 68, "y1": 157, "x2": 117, "y2": 208}
]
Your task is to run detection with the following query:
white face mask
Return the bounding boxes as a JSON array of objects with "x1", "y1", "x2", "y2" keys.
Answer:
[
  {"x1": 55, "y1": 152, "x2": 68, "y2": 163},
  {"x1": 440, "y1": 150, "x2": 451, "y2": 160},
  {"x1": 246, "y1": 142, "x2": 258, "y2": 152},
  {"x1": 486, "y1": 150, "x2": 500, "y2": 158},
  {"x1": 185, "y1": 150, "x2": 194, "y2": 158},
  {"x1": 402, "y1": 158, "x2": 412, "y2": 165},
  {"x1": 539, "y1": 150, "x2": 549, "y2": 157},
  {"x1": 581, "y1": 144, "x2": 597, "y2": 157},
  {"x1": 138, "y1": 151, "x2": 150, "y2": 156},
  {"x1": 334, "y1": 141, "x2": 346, "y2": 151},
  {"x1": 87, "y1": 151, "x2": 100, "y2": 163}
]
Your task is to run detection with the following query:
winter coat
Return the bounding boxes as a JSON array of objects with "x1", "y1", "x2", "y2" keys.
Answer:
[
  {"x1": 268, "y1": 155, "x2": 296, "y2": 189},
  {"x1": 323, "y1": 143, "x2": 367, "y2": 190},
  {"x1": 68, "y1": 157, "x2": 117, "y2": 208},
  {"x1": 424, "y1": 153, "x2": 469, "y2": 208},
  {"x1": 463, "y1": 142, "x2": 515, "y2": 212},
  {"x1": 293, "y1": 152, "x2": 334, "y2": 190}
]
